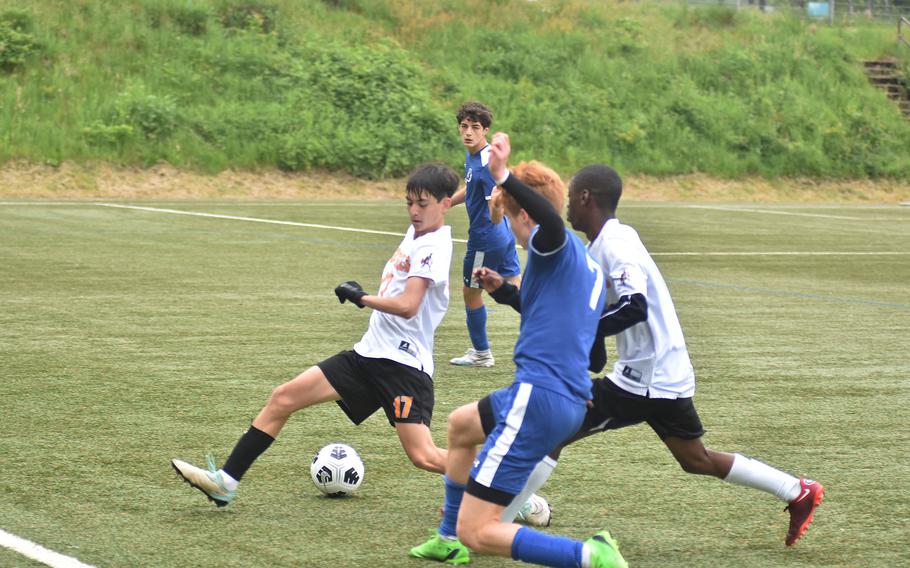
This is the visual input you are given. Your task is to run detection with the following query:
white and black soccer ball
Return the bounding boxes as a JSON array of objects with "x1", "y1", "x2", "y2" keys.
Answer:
[{"x1": 310, "y1": 443, "x2": 364, "y2": 497}]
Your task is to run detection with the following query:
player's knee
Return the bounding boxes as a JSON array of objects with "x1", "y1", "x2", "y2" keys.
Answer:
[
  {"x1": 265, "y1": 383, "x2": 296, "y2": 415},
  {"x1": 455, "y1": 519, "x2": 491, "y2": 553},
  {"x1": 446, "y1": 407, "x2": 477, "y2": 447},
  {"x1": 676, "y1": 452, "x2": 714, "y2": 475}
]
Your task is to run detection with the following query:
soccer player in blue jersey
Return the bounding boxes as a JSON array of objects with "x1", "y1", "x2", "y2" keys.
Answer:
[
  {"x1": 410, "y1": 133, "x2": 627, "y2": 568},
  {"x1": 448, "y1": 101, "x2": 522, "y2": 368},
  {"x1": 500, "y1": 164, "x2": 824, "y2": 547}
]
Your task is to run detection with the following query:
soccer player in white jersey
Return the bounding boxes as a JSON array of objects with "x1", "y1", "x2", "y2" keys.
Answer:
[
  {"x1": 171, "y1": 163, "x2": 459, "y2": 507},
  {"x1": 502, "y1": 164, "x2": 825, "y2": 547},
  {"x1": 448, "y1": 101, "x2": 522, "y2": 368},
  {"x1": 410, "y1": 134, "x2": 627, "y2": 568}
]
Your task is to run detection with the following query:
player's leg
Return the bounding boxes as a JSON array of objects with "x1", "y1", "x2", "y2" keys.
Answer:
[
  {"x1": 662, "y1": 436, "x2": 734, "y2": 477},
  {"x1": 456, "y1": 495, "x2": 516, "y2": 556},
  {"x1": 451, "y1": 249, "x2": 494, "y2": 367},
  {"x1": 375, "y1": 358, "x2": 445, "y2": 474},
  {"x1": 252, "y1": 365, "x2": 341, "y2": 436},
  {"x1": 171, "y1": 364, "x2": 340, "y2": 506},
  {"x1": 409, "y1": 402, "x2": 484, "y2": 564},
  {"x1": 656, "y1": 401, "x2": 823, "y2": 545},
  {"x1": 504, "y1": 378, "x2": 648, "y2": 522},
  {"x1": 395, "y1": 422, "x2": 446, "y2": 474},
  {"x1": 462, "y1": 384, "x2": 627, "y2": 567}
]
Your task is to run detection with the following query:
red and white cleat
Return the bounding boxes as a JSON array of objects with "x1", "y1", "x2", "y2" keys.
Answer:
[{"x1": 784, "y1": 478, "x2": 825, "y2": 546}]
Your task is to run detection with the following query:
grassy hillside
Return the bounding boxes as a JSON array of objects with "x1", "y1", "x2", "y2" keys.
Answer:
[{"x1": 1, "y1": 0, "x2": 909, "y2": 179}]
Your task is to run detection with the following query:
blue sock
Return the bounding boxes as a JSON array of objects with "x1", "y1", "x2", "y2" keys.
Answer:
[
  {"x1": 465, "y1": 305, "x2": 489, "y2": 351},
  {"x1": 511, "y1": 526, "x2": 583, "y2": 568},
  {"x1": 438, "y1": 476, "x2": 465, "y2": 539}
]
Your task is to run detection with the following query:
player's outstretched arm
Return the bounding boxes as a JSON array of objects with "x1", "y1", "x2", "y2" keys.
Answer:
[
  {"x1": 358, "y1": 276, "x2": 431, "y2": 319},
  {"x1": 488, "y1": 132, "x2": 565, "y2": 253}
]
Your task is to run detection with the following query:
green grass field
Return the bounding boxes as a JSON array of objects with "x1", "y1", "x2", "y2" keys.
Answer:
[{"x1": 1, "y1": 198, "x2": 908, "y2": 567}]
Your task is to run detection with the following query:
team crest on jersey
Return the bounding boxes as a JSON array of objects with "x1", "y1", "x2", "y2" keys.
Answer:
[
  {"x1": 420, "y1": 253, "x2": 433, "y2": 268},
  {"x1": 388, "y1": 248, "x2": 410, "y2": 272}
]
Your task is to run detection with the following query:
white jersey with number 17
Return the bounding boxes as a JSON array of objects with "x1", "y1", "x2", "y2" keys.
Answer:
[{"x1": 353, "y1": 224, "x2": 453, "y2": 378}]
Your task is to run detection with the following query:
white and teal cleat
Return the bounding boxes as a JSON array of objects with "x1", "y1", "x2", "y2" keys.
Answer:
[{"x1": 171, "y1": 454, "x2": 236, "y2": 507}]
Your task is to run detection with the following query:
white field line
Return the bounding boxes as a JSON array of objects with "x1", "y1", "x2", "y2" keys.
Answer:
[
  {"x1": 4, "y1": 202, "x2": 906, "y2": 254},
  {"x1": 92, "y1": 203, "x2": 910, "y2": 256},
  {"x1": 94, "y1": 203, "x2": 469, "y2": 244},
  {"x1": 0, "y1": 529, "x2": 96, "y2": 568},
  {"x1": 684, "y1": 204, "x2": 868, "y2": 220}
]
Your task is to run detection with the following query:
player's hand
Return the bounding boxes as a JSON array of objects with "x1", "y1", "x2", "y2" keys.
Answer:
[
  {"x1": 488, "y1": 132, "x2": 511, "y2": 182},
  {"x1": 472, "y1": 267, "x2": 504, "y2": 294},
  {"x1": 335, "y1": 281, "x2": 366, "y2": 308}
]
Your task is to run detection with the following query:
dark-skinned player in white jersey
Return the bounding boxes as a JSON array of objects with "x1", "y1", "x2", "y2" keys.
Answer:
[{"x1": 484, "y1": 164, "x2": 825, "y2": 548}]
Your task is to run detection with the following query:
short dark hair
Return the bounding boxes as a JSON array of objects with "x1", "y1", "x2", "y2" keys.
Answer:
[
  {"x1": 456, "y1": 101, "x2": 493, "y2": 129},
  {"x1": 569, "y1": 164, "x2": 622, "y2": 212},
  {"x1": 406, "y1": 162, "x2": 459, "y2": 201}
]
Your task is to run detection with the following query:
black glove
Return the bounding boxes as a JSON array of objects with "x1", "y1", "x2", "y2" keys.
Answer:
[{"x1": 335, "y1": 281, "x2": 366, "y2": 308}]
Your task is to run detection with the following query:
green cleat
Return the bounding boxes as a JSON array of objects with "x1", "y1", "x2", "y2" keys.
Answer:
[
  {"x1": 171, "y1": 453, "x2": 236, "y2": 507},
  {"x1": 586, "y1": 530, "x2": 628, "y2": 568},
  {"x1": 409, "y1": 532, "x2": 471, "y2": 565}
]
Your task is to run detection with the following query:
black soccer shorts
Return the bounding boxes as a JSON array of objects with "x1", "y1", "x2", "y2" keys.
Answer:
[
  {"x1": 582, "y1": 377, "x2": 705, "y2": 440},
  {"x1": 318, "y1": 350, "x2": 435, "y2": 427}
]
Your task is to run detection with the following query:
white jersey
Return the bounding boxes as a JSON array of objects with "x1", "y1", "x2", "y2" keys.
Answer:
[
  {"x1": 588, "y1": 218, "x2": 695, "y2": 399},
  {"x1": 353, "y1": 224, "x2": 453, "y2": 377}
]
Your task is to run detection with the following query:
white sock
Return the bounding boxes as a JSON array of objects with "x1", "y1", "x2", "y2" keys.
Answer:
[
  {"x1": 724, "y1": 453, "x2": 800, "y2": 502},
  {"x1": 219, "y1": 470, "x2": 239, "y2": 491},
  {"x1": 502, "y1": 456, "x2": 557, "y2": 522},
  {"x1": 580, "y1": 542, "x2": 592, "y2": 568}
]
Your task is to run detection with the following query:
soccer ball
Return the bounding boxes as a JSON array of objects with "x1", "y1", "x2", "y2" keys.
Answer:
[{"x1": 310, "y1": 443, "x2": 364, "y2": 497}]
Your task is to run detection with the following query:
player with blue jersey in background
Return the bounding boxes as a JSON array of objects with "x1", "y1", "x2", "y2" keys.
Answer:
[
  {"x1": 448, "y1": 101, "x2": 521, "y2": 368},
  {"x1": 410, "y1": 133, "x2": 627, "y2": 568}
]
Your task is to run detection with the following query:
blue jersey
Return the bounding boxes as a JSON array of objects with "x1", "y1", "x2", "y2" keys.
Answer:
[
  {"x1": 464, "y1": 145, "x2": 513, "y2": 249},
  {"x1": 513, "y1": 227, "x2": 605, "y2": 402}
]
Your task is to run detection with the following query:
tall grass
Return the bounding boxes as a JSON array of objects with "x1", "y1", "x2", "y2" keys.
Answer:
[{"x1": 1, "y1": 0, "x2": 909, "y2": 178}]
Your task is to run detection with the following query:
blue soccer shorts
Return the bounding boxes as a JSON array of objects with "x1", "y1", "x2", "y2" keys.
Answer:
[
  {"x1": 466, "y1": 382, "x2": 586, "y2": 505},
  {"x1": 462, "y1": 239, "x2": 521, "y2": 288}
]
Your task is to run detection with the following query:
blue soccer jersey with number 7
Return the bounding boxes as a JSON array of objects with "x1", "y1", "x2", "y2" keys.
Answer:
[{"x1": 514, "y1": 226, "x2": 605, "y2": 402}]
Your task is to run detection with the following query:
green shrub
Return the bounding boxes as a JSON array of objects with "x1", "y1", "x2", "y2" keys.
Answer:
[
  {"x1": 218, "y1": 2, "x2": 277, "y2": 33},
  {"x1": 111, "y1": 87, "x2": 179, "y2": 141},
  {"x1": 82, "y1": 123, "x2": 135, "y2": 147},
  {"x1": 0, "y1": 9, "x2": 35, "y2": 33},
  {"x1": 0, "y1": 11, "x2": 39, "y2": 71},
  {"x1": 171, "y1": 3, "x2": 210, "y2": 36}
]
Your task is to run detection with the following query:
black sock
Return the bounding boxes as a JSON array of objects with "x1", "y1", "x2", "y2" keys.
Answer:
[{"x1": 222, "y1": 425, "x2": 275, "y2": 481}]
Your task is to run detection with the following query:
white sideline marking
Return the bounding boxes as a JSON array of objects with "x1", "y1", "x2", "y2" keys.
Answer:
[
  {"x1": 95, "y1": 203, "x2": 469, "y2": 244},
  {"x1": 0, "y1": 529, "x2": 96, "y2": 568},
  {"x1": 685, "y1": 204, "x2": 866, "y2": 220},
  {"x1": 91, "y1": 203, "x2": 910, "y2": 255}
]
